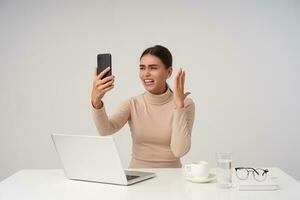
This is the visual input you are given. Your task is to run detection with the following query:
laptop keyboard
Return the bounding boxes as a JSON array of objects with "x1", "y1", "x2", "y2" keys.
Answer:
[{"x1": 126, "y1": 175, "x2": 140, "y2": 181}]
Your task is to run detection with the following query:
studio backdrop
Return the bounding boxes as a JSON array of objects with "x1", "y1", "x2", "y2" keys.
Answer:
[{"x1": 0, "y1": 0, "x2": 299, "y2": 181}]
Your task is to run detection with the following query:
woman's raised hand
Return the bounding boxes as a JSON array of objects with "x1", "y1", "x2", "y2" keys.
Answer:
[
  {"x1": 91, "y1": 67, "x2": 114, "y2": 109},
  {"x1": 173, "y1": 68, "x2": 191, "y2": 109}
]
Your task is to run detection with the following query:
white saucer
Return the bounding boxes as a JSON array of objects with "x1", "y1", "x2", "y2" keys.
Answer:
[{"x1": 185, "y1": 173, "x2": 216, "y2": 183}]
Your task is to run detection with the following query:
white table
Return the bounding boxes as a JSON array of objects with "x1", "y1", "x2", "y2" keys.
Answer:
[{"x1": 0, "y1": 168, "x2": 299, "y2": 200}]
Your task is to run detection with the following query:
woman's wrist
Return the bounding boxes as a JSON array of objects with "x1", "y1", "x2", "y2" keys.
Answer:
[
  {"x1": 176, "y1": 101, "x2": 184, "y2": 109},
  {"x1": 92, "y1": 99, "x2": 103, "y2": 109}
]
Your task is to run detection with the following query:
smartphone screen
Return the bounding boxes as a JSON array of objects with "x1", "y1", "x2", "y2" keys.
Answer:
[{"x1": 97, "y1": 53, "x2": 112, "y2": 79}]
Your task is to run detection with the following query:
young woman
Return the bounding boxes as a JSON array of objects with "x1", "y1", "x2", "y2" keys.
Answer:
[{"x1": 91, "y1": 45, "x2": 195, "y2": 168}]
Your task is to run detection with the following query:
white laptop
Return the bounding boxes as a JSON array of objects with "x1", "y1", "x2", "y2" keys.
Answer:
[{"x1": 51, "y1": 134, "x2": 156, "y2": 185}]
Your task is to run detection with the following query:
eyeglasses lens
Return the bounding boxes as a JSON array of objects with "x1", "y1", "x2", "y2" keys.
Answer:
[
  {"x1": 236, "y1": 168, "x2": 248, "y2": 180},
  {"x1": 253, "y1": 168, "x2": 267, "y2": 181}
]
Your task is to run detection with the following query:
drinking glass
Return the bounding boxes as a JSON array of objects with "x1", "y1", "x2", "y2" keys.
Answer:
[{"x1": 216, "y1": 152, "x2": 232, "y2": 188}]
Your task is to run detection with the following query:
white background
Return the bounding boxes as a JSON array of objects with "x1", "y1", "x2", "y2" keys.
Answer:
[{"x1": 0, "y1": 0, "x2": 299, "y2": 181}]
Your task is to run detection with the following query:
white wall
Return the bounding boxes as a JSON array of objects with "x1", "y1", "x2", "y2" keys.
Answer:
[{"x1": 0, "y1": 0, "x2": 299, "y2": 181}]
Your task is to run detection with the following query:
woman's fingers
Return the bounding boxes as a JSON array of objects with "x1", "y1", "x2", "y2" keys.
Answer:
[
  {"x1": 97, "y1": 79, "x2": 114, "y2": 90},
  {"x1": 173, "y1": 68, "x2": 190, "y2": 108},
  {"x1": 175, "y1": 68, "x2": 181, "y2": 81},
  {"x1": 94, "y1": 67, "x2": 98, "y2": 78},
  {"x1": 175, "y1": 68, "x2": 182, "y2": 89},
  {"x1": 94, "y1": 75, "x2": 114, "y2": 88},
  {"x1": 175, "y1": 68, "x2": 188, "y2": 96},
  {"x1": 92, "y1": 67, "x2": 114, "y2": 106},
  {"x1": 96, "y1": 66, "x2": 111, "y2": 80},
  {"x1": 182, "y1": 69, "x2": 185, "y2": 87},
  {"x1": 102, "y1": 85, "x2": 114, "y2": 93},
  {"x1": 184, "y1": 92, "x2": 191, "y2": 99},
  {"x1": 178, "y1": 68, "x2": 184, "y2": 91},
  {"x1": 102, "y1": 75, "x2": 114, "y2": 83},
  {"x1": 95, "y1": 75, "x2": 114, "y2": 86}
]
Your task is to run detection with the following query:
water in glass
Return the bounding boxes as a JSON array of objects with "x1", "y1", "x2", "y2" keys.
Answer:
[{"x1": 216, "y1": 153, "x2": 232, "y2": 188}]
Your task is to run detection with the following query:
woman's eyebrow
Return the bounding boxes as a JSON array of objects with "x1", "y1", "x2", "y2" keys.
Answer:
[{"x1": 139, "y1": 64, "x2": 159, "y2": 67}]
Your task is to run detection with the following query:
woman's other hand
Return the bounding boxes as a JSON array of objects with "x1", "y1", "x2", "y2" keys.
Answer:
[
  {"x1": 91, "y1": 67, "x2": 114, "y2": 109},
  {"x1": 173, "y1": 68, "x2": 191, "y2": 109}
]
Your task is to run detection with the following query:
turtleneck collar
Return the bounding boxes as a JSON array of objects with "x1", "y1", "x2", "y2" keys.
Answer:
[{"x1": 144, "y1": 87, "x2": 173, "y2": 105}]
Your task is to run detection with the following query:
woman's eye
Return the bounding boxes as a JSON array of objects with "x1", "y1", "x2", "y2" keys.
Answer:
[{"x1": 140, "y1": 67, "x2": 145, "y2": 70}]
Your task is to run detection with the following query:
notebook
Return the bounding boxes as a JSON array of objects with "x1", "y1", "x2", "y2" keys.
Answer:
[{"x1": 237, "y1": 178, "x2": 279, "y2": 191}]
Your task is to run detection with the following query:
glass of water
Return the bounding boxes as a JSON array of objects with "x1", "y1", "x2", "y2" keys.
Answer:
[{"x1": 216, "y1": 152, "x2": 232, "y2": 188}]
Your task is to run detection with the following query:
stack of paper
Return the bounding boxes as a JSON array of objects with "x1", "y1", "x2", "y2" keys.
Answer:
[{"x1": 237, "y1": 179, "x2": 280, "y2": 191}]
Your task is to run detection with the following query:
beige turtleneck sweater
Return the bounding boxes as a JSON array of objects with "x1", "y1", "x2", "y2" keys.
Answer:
[{"x1": 92, "y1": 88, "x2": 195, "y2": 168}]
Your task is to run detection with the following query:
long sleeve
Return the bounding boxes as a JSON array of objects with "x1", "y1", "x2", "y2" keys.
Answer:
[
  {"x1": 91, "y1": 99, "x2": 131, "y2": 135},
  {"x1": 170, "y1": 98, "x2": 195, "y2": 158}
]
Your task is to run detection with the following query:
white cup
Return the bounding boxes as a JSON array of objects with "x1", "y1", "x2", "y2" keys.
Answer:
[{"x1": 185, "y1": 161, "x2": 210, "y2": 179}]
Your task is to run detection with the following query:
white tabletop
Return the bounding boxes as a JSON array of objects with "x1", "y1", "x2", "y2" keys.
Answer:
[{"x1": 0, "y1": 168, "x2": 299, "y2": 200}]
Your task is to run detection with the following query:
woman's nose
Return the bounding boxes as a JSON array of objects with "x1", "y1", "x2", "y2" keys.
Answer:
[{"x1": 145, "y1": 68, "x2": 151, "y2": 76}]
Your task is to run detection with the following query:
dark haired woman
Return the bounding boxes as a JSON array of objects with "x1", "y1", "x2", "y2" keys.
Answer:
[{"x1": 91, "y1": 45, "x2": 195, "y2": 168}]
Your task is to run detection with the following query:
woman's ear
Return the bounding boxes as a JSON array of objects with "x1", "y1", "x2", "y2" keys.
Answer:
[{"x1": 167, "y1": 67, "x2": 173, "y2": 78}]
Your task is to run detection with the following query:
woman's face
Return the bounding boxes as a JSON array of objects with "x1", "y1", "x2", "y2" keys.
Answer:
[{"x1": 139, "y1": 54, "x2": 172, "y2": 94}]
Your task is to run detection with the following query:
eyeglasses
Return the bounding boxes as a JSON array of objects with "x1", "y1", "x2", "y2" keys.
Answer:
[{"x1": 235, "y1": 167, "x2": 269, "y2": 182}]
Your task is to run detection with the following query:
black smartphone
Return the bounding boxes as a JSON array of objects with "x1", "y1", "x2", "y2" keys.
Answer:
[{"x1": 97, "y1": 53, "x2": 112, "y2": 79}]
